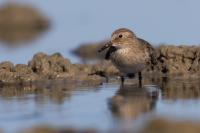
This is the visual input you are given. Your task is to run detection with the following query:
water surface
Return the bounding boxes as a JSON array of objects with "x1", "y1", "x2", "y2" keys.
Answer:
[{"x1": 0, "y1": 78, "x2": 200, "y2": 132}]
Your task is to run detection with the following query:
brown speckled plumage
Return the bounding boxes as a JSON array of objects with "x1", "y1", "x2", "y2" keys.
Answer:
[{"x1": 99, "y1": 28, "x2": 156, "y2": 86}]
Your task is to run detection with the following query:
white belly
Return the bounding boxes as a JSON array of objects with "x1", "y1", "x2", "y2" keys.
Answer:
[
  {"x1": 110, "y1": 48, "x2": 148, "y2": 74},
  {"x1": 116, "y1": 63, "x2": 146, "y2": 73}
]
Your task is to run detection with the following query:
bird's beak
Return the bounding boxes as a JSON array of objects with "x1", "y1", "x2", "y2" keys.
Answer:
[{"x1": 98, "y1": 41, "x2": 112, "y2": 53}]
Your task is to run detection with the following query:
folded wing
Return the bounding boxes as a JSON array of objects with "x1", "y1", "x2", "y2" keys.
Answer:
[{"x1": 137, "y1": 38, "x2": 157, "y2": 65}]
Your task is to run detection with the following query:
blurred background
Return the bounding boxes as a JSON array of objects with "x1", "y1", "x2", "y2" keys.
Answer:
[
  {"x1": 0, "y1": 0, "x2": 200, "y2": 133},
  {"x1": 0, "y1": 0, "x2": 199, "y2": 64}
]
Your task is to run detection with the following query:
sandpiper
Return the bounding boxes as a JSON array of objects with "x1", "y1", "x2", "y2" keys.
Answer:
[{"x1": 98, "y1": 28, "x2": 156, "y2": 86}]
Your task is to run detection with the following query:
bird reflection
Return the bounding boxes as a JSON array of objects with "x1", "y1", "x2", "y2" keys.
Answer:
[
  {"x1": 0, "y1": 81, "x2": 75, "y2": 104},
  {"x1": 108, "y1": 76, "x2": 200, "y2": 120},
  {"x1": 108, "y1": 84, "x2": 159, "y2": 120}
]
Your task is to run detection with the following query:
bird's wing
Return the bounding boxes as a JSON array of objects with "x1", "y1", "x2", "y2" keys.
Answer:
[{"x1": 137, "y1": 38, "x2": 157, "y2": 65}]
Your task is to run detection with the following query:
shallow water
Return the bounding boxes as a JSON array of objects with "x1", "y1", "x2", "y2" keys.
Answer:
[
  {"x1": 0, "y1": 0, "x2": 200, "y2": 132},
  {"x1": 0, "y1": 78, "x2": 200, "y2": 132}
]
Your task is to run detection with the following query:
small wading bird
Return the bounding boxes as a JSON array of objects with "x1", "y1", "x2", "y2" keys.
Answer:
[{"x1": 98, "y1": 28, "x2": 156, "y2": 86}]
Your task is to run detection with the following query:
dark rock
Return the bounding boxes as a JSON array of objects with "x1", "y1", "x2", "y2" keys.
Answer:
[
  {"x1": 49, "y1": 53, "x2": 72, "y2": 73},
  {"x1": 0, "y1": 52, "x2": 104, "y2": 85},
  {"x1": 14, "y1": 64, "x2": 33, "y2": 74},
  {"x1": 15, "y1": 73, "x2": 41, "y2": 83},
  {"x1": 0, "y1": 71, "x2": 15, "y2": 83},
  {"x1": 0, "y1": 4, "x2": 49, "y2": 29},
  {"x1": 28, "y1": 52, "x2": 49, "y2": 73},
  {"x1": 0, "y1": 61, "x2": 14, "y2": 72},
  {"x1": 72, "y1": 40, "x2": 109, "y2": 61},
  {"x1": 28, "y1": 52, "x2": 74, "y2": 78},
  {"x1": 90, "y1": 60, "x2": 119, "y2": 76},
  {"x1": 0, "y1": 3, "x2": 49, "y2": 44},
  {"x1": 153, "y1": 45, "x2": 200, "y2": 76}
]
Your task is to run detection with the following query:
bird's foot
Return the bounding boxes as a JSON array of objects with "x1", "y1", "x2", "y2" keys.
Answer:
[
  {"x1": 120, "y1": 75, "x2": 125, "y2": 86},
  {"x1": 138, "y1": 72, "x2": 142, "y2": 88}
]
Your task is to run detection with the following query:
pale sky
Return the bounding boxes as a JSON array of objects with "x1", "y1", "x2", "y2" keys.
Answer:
[{"x1": 0, "y1": 0, "x2": 199, "y2": 63}]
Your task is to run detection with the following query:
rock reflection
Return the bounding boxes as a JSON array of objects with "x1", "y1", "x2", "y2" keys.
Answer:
[
  {"x1": 23, "y1": 126, "x2": 97, "y2": 133},
  {"x1": 141, "y1": 76, "x2": 200, "y2": 100},
  {"x1": 108, "y1": 84, "x2": 159, "y2": 120},
  {"x1": 0, "y1": 81, "x2": 75, "y2": 104},
  {"x1": 139, "y1": 118, "x2": 200, "y2": 133},
  {"x1": 160, "y1": 78, "x2": 200, "y2": 100}
]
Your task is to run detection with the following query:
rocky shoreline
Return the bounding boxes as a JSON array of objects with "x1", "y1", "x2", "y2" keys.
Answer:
[
  {"x1": 0, "y1": 44, "x2": 200, "y2": 85},
  {"x1": 0, "y1": 52, "x2": 104, "y2": 86},
  {"x1": 74, "y1": 43, "x2": 200, "y2": 77}
]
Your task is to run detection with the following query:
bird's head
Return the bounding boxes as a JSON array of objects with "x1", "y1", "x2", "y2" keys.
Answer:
[
  {"x1": 98, "y1": 28, "x2": 137, "y2": 53},
  {"x1": 110, "y1": 28, "x2": 137, "y2": 48}
]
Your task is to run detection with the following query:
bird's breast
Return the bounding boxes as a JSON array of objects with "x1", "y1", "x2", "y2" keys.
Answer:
[{"x1": 110, "y1": 48, "x2": 149, "y2": 73}]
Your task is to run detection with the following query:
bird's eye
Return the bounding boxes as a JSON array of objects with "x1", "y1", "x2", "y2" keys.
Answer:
[{"x1": 118, "y1": 34, "x2": 123, "y2": 38}]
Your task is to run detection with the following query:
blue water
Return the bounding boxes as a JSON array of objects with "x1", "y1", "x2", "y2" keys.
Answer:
[
  {"x1": 0, "y1": 79, "x2": 199, "y2": 132},
  {"x1": 0, "y1": 84, "x2": 118, "y2": 133}
]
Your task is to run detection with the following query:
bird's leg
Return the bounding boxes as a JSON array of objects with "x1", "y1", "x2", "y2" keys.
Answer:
[
  {"x1": 138, "y1": 72, "x2": 142, "y2": 87},
  {"x1": 120, "y1": 75, "x2": 125, "y2": 86}
]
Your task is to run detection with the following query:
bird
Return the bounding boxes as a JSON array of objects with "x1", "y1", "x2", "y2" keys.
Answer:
[{"x1": 98, "y1": 28, "x2": 156, "y2": 86}]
